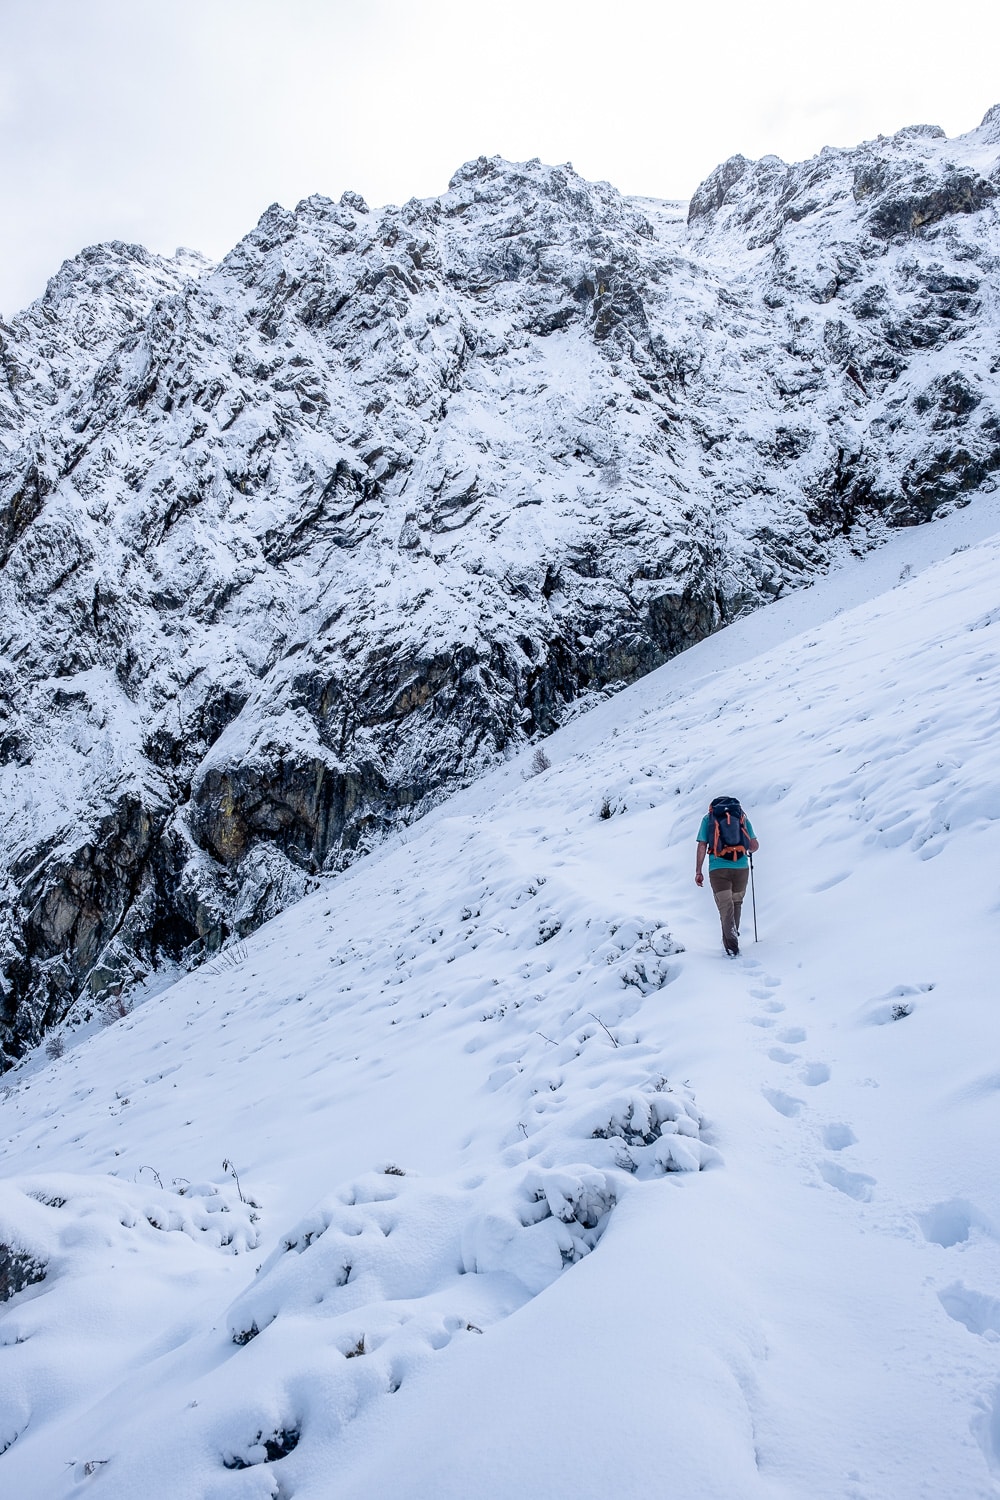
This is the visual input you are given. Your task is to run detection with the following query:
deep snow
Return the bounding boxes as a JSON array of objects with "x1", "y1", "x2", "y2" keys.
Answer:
[{"x1": 2, "y1": 496, "x2": 1000, "y2": 1497}]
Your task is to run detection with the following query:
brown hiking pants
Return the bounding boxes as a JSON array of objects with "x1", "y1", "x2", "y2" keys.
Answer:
[{"x1": 710, "y1": 867, "x2": 750, "y2": 950}]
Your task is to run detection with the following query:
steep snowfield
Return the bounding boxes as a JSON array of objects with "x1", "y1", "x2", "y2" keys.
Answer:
[{"x1": 2, "y1": 496, "x2": 1000, "y2": 1497}]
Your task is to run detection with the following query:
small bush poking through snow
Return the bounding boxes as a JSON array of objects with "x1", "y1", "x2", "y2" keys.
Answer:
[
  {"x1": 527, "y1": 747, "x2": 551, "y2": 776},
  {"x1": 206, "y1": 942, "x2": 249, "y2": 976},
  {"x1": 223, "y1": 1427, "x2": 300, "y2": 1469},
  {"x1": 76, "y1": 1461, "x2": 110, "y2": 1480},
  {"x1": 98, "y1": 990, "x2": 133, "y2": 1024}
]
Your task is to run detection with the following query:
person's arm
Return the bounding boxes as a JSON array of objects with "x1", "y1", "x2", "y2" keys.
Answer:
[
  {"x1": 748, "y1": 837, "x2": 759, "y2": 854},
  {"x1": 695, "y1": 841, "x2": 708, "y2": 886}
]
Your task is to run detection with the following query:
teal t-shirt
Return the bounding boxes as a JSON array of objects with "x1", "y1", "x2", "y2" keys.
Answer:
[{"x1": 698, "y1": 812, "x2": 755, "y2": 871}]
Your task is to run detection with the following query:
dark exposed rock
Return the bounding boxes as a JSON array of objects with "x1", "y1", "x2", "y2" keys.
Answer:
[
  {"x1": 0, "y1": 794, "x2": 214, "y2": 1058},
  {"x1": 862, "y1": 166, "x2": 995, "y2": 239},
  {"x1": 687, "y1": 155, "x2": 751, "y2": 223},
  {"x1": 894, "y1": 440, "x2": 1000, "y2": 523},
  {"x1": 0, "y1": 1241, "x2": 47, "y2": 1302},
  {"x1": 0, "y1": 457, "x2": 52, "y2": 568},
  {"x1": 913, "y1": 371, "x2": 982, "y2": 427}
]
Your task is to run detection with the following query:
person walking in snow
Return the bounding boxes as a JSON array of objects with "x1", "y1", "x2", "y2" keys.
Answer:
[{"x1": 695, "y1": 797, "x2": 759, "y2": 957}]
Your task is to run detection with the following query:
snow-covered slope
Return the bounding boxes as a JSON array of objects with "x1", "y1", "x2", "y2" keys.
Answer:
[
  {"x1": 3, "y1": 108, "x2": 1000, "y2": 1059},
  {"x1": 2, "y1": 496, "x2": 999, "y2": 1497}
]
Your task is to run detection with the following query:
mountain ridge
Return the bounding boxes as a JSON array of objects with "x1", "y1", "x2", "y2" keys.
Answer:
[{"x1": 2, "y1": 107, "x2": 999, "y2": 1060}]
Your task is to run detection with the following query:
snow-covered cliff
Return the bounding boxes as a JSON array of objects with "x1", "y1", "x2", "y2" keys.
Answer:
[{"x1": 2, "y1": 108, "x2": 999, "y2": 1059}]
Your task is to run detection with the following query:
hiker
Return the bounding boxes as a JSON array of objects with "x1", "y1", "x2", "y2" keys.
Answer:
[{"x1": 695, "y1": 797, "x2": 759, "y2": 956}]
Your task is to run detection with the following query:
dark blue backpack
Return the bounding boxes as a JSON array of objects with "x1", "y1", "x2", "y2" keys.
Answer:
[{"x1": 708, "y1": 797, "x2": 749, "y2": 862}]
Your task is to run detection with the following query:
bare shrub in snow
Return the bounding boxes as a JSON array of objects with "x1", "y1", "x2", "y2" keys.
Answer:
[
  {"x1": 223, "y1": 1157, "x2": 247, "y2": 1203},
  {"x1": 223, "y1": 1427, "x2": 300, "y2": 1469},
  {"x1": 207, "y1": 942, "x2": 249, "y2": 976},
  {"x1": 99, "y1": 990, "x2": 133, "y2": 1024},
  {"x1": 526, "y1": 747, "x2": 551, "y2": 777}
]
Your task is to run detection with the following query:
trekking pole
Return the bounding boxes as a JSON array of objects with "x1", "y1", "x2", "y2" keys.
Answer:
[{"x1": 749, "y1": 853, "x2": 759, "y2": 942}]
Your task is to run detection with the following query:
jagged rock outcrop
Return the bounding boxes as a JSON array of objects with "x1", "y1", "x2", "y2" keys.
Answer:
[{"x1": 2, "y1": 110, "x2": 1000, "y2": 1061}]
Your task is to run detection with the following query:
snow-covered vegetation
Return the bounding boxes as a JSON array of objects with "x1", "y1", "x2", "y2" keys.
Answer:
[{"x1": 2, "y1": 498, "x2": 999, "y2": 1496}]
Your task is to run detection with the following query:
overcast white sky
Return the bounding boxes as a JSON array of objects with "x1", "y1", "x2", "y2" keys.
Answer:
[{"x1": 1, "y1": 0, "x2": 998, "y2": 316}]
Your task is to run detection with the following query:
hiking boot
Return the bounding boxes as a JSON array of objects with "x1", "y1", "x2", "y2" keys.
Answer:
[{"x1": 724, "y1": 938, "x2": 740, "y2": 957}]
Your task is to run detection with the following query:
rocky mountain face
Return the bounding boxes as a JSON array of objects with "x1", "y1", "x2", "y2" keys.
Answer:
[{"x1": 2, "y1": 108, "x2": 999, "y2": 1062}]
